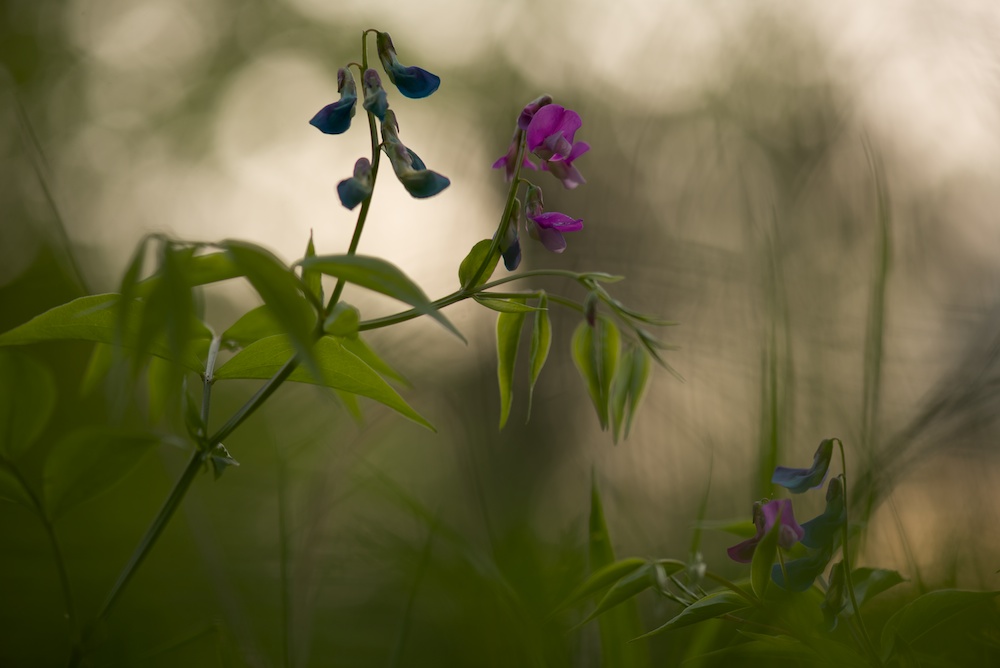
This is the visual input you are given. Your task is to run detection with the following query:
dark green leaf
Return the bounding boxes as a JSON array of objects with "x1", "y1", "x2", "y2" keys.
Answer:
[
  {"x1": 302, "y1": 254, "x2": 463, "y2": 341},
  {"x1": 0, "y1": 351, "x2": 57, "y2": 461},
  {"x1": 146, "y1": 355, "x2": 183, "y2": 424},
  {"x1": 80, "y1": 342, "x2": 114, "y2": 397},
  {"x1": 214, "y1": 335, "x2": 433, "y2": 430},
  {"x1": 134, "y1": 251, "x2": 241, "y2": 297},
  {"x1": 301, "y1": 232, "x2": 323, "y2": 302},
  {"x1": 634, "y1": 590, "x2": 751, "y2": 640},
  {"x1": 0, "y1": 464, "x2": 35, "y2": 510},
  {"x1": 850, "y1": 567, "x2": 906, "y2": 611},
  {"x1": 473, "y1": 295, "x2": 544, "y2": 313},
  {"x1": 558, "y1": 558, "x2": 648, "y2": 613},
  {"x1": 324, "y1": 303, "x2": 360, "y2": 338},
  {"x1": 43, "y1": 428, "x2": 161, "y2": 519},
  {"x1": 750, "y1": 507, "x2": 782, "y2": 599},
  {"x1": 458, "y1": 239, "x2": 500, "y2": 289},
  {"x1": 880, "y1": 589, "x2": 999, "y2": 658},
  {"x1": 527, "y1": 292, "x2": 551, "y2": 420},
  {"x1": 571, "y1": 317, "x2": 620, "y2": 430},
  {"x1": 581, "y1": 563, "x2": 656, "y2": 626},
  {"x1": 496, "y1": 304, "x2": 527, "y2": 429}
]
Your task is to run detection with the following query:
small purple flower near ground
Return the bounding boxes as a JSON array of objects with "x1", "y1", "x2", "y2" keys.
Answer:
[
  {"x1": 310, "y1": 68, "x2": 357, "y2": 135},
  {"x1": 726, "y1": 498, "x2": 804, "y2": 564},
  {"x1": 772, "y1": 438, "x2": 835, "y2": 493},
  {"x1": 376, "y1": 32, "x2": 440, "y2": 99}
]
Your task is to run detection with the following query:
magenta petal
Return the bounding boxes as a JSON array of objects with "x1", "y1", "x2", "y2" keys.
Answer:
[
  {"x1": 727, "y1": 538, "x2": 760, "y2": 564},
  {"x1": 537, "y1": 227, "x2": 567, "y2": 253},
  {"x1": 545, "y1": 160, "x2": 586, "y2": 189},
  {"x1": 567, "y1": 141, "x2": 590, "y2": 161},
  {"x1": 531, "y1": 211, "x2": 584, "y2": 232},
  {"x1": 492, "y1": 155, "x2": 508, "y2": 169},
  {"x1": 525, "y1": 104, "x2": 565, "y2": 150},
  {"x1": 762, "y1": 499, "x2": 805, "y2": 548}
]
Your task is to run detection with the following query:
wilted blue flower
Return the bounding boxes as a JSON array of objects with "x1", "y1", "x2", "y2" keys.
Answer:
[
  {"x1": 726, "y1": 498, "x2": 804, "y2": 564},
  {"x1": 771, "y1": 477, "x2": 847, "y2": 592},
  {"x1": 376, "y1": 32, "x2": 440, "y2": 99},
  {"x1": 310, "y1": 68, "x2": 357, "y2": 135},
  {"x1": 523, "y1": 184, "x2": 583, "y2": 254},
  {"x1": 772, "y1": 438, "x2": 835, "y2": 493},
  {"x1": 336, "y1": 158, "x2": 373, "y2": 210},
  {"x1": 771, "y1": 539, "x2": 838, "y2": 592},
  {"x1": 497, "y1": 198, "x2": 521, "y2": 270},
  {"x1": 361, "y1": 69, "x2": 389, "y2": 121},
  {"x1": 381, "y1": 111, "x2": 450, "y2": 199}
]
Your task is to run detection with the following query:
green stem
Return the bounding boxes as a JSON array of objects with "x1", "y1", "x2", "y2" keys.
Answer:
[
  {"x1": 836, "y1": 439, "x2": 880, "y2": 666},
  {"x1": 207, "y1": 356, "x2": 299, "y2": 447}
]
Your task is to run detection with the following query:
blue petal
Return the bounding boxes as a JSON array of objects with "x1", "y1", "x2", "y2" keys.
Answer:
[
  {"x1": 771, "y1": 542, "x2": 836, "y2": 592},
  {"x1": 406, "y1": 148, "x2": 427, "y2": 172},
  {"x1": 363, "y1": 89, "x2": 388, "y2": 121},
  {"x1": 501, "y1": 238, "x2": 521, "y2": 271},
  {"x1": 389, "y1": 64, "x2": 441, "y2": 99},
  {"x1": 801, "y1": 477, "x2": 846, "y2": 549},
  {"x1": 771, "y1": 438, "x2": 835, "y2": 493},
  {"x1": 336, "y1": 177, "x2": 371, "y2": 210},
  {"x1": 399, "y1": 170, "x2": 450, "y2": 198},
  {"x1": 309, "y1": 96, "x2": 357, "y2": 135}
]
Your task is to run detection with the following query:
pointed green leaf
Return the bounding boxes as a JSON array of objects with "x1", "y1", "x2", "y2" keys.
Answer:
[
  {"x1": 324, "y1": 302, "x2": 360, "y2": 338},
  {"x1": 209, "y1": 443, "x2": 239, "y2": 480},
  {"x1": 222, "y1": 305, "x2": 288, "y2": 349},
  {"x1": 301, "y1": 232, "x2": 323, "y2": 302},
  {"x1": 580, "y1": 563, "x2": 656, "y2": 626},
  {"x1": 301, "y1": 254, "x2": 464, "y2": 341},
  {"x1": 223, "y1": 240, "x2": 320, "y2": 379},
  {"x1": 573, "y1": 323, "x2": 603, "y2": 428},
  {"x1": 135, "y1": 244, "x2": 197, "y2": 367},
  {"x1": 750, "y1": 507, "x2": 782, "y2": 599},
  {"x1": 0, "y1": 294, "x2": 209, "y2": 370},
  {"x1": 850, "y1": 567, "x2": 906, "y2": 611},
  {"x1": 80, "y1": 342, "x2": 114, "y2": 397},
  {"x1": 334, "y1": 389, "x2": 364, "y2": 423},
  {"x1": 625, "y1": 346, "x2": 651, "y2": 438},
  {"x1": 0, "y1": 464, "x2": 36, "y2": 510},
  {"x1": 558, "y1": 558, "x2": 648, "y2": 613},
  {"x1": 214, "y1": 335, "x2": 433, "y2": 430},
  {"x1": 634, "y1": 590, "x2": 751, "y2": 640},
  {"x1": 880, "y1": 589, "x2": 999, "y2": 658},
  {"x1": 496, "y1": 304, "x2": 527, "y2": 429},
  {"x1": 527, "y1": 292, "x2": 551, "y2": 420},
  {"x1": 43, "y1": 427, "x2": 161, "y2": 519},
  {"x1": 458, "y1": 239, "x2": 500, "y2": 289},
  {"x1": 473, "y1": 295, "x2": 543, "y2": 313},
  {"x1": 572, "y1": 317, "x2": 620, "y2": 430},
  {"x1": 0, "y1": 351, "x2": 57, "y2": 461},
  {"x1": 134, "y1": 251, "x2": 241, "y2": 297},
  {"x1": 340, "y1": 336, "x2": 410, "y2": 386},
  {"x1": 610, "y1": 348, "x2": 632, "y2": 444}
]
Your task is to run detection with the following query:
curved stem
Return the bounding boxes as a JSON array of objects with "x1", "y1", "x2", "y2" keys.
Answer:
[{"x1": 836, "y1": 439, "x2": 880, "y2": 665}]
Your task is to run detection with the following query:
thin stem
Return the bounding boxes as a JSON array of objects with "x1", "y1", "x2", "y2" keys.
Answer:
[
  {"x1": 200, "y1": 335, "x2": 221, "y2": 441},
  {"x1": 702, "y1": 572, "x2": 758, "y2": 607},
  {"x1": 836, "y1": 439, "x2": 880, "y2": 666},
  {"x1": 207, "y1": 357, "x2": 299, "y2": 447}
]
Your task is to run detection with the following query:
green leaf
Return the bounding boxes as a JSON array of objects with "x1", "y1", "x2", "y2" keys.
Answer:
[
  {"x1": 135, "y1": 244, "x2": 197, "y2": 367},
  {"x1": 580, "y1": 563, "x2": 656, "y2": 626},
  {"x1": 880, "y1": 589, "x2": 999, "y2": 659},
  {"x1": 221, "y1": 305, "x2": 288, "y2": 349},
  {"x1": 473, "y1": 295, "x2": 544, "y2": 313},
  {"x1": 209, "y1": 443, "x2": 239, "y2": 480},
  {"x1": 850, "y1": 567, "x2": 906, "y2": 611},
  {"x1": 0, "y1": 464, "x2": 36, "y2": 510},
  {"x1": 301, "y1": 232, "x2": 323, "y2": 302},
  {"x1": 302, "y1": 254, "x2": 464, "y2": 341},
  {"x1": 0, "y1": 294, "x2": 209, "y2": 370},
  {"x1": 750, "y1": 507, "x2": 782, "y2": 600},
  {"x1": 80, "y1": 342, "x2": 114, "y2": 397},
  {"x1": 214, "y1": 335, "x2": 433, "y2": 430},
  {"x1": 634, "y1": 590, "x2": 751, "y2": 640},
  {"x1": 0, "y1": 351, "x2": 57, "y2": 461},
  {"x1": 334, "y1": 389, "x2": 364, "y2": 423},
  {"x1": 223, "y1": 240, "x2": 320, "y2": 378},
  {"x1": 133, "y1": 251, "x2": 241, "y2": 297},
  {"x1": 146, "y1": 355, "x2": 183, "y2": 424},
  {"x1": 43, "y1": 427, "x2": 161, "y2": 520},
  {"x1": 625, "y1": 347, "x2": 651, "y2": 439},
  {"x1": 324, "y1": 303, "x2": 360, "y2": 338},
  {"x1": 527, "y1": 292, "x2": 551, "y2": 420},
  {"x1": 571, "y1": 317, "x2": 621, "y2": 430},
  {"x1": 557, "y1": 558, "x2": 648, "y2": 613},
  {"x1": 610, "y1": 350, "x2": 631, "y2": 443},
  {"x1": 496, "y1": 304, "x2": 527, "y2": 429},
  {"x1": 340, "y1": 336, "x2": 409, "y2": 386},
  {"x1": 458, "y1": 239, "x2": 499, "y2": 289}
]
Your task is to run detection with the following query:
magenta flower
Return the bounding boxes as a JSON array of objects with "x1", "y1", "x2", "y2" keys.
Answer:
[
  {"x1": 540, "y1": 141, "x2": 590, "y2": 189},
  {"x1": 517, "y1": 94, "x2": 553, "y2": 130},
  {"x1": 523, "y1": 184, "x2": 583, "y2": 254},
  {"x1": 526, "y1": 104, "x2": 582, "y2": 161},
  {"x1": 726, "y1": 499, "x2": 804, "y2": 564},
  {"x1": 492, "y1": 128, "x2": 538, "y2": 183}
]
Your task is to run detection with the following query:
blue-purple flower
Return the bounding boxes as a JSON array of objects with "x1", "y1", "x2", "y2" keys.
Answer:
[
  {"x1": 772, "y1": 439, "x2": 835, "y2": 493},
  {"x1": 381, "y1": 111, "x2": 450, "y2": 199},
  {"x1": 310, "y1": 68, "x2": 357, "y2": 135},
  {"x1": 376, "y1": 32, "x2": 440, "y2": 99},
  {"x1": 726, "y1": 499, "x2": 804, "y2": 564},
  {"x1": 523, "y1": 184, "x2": 583, "y2": 253},
  {"x1": 771, "y1": 477, "x2": 847, "y2": 591},
  {"x1": 361, "y1": 69, "x2": 389, "y2": 121},
  {"x1": 492, "y1": 128, "x2": 538, "y2": 183},
  {"x1": 336, "y1": 157, "x2": 373, "y2": 210}
]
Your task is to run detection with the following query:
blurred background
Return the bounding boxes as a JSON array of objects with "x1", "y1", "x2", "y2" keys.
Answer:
[{"x1": 2, "y1": 0, "x2": 1000, "y2": 665}]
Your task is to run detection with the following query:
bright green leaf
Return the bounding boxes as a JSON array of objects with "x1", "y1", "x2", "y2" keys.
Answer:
[
  {"x1": 496, "y1": 304, "x2": 527, "y2": 429},
  {"x1": 324, "y1": 302, "x2": 360, "y2": 338},
  {"x1": 572, "y1": 317, "x2": 620, "y2": 430},
  {"x1": 214, "y1": 335, "x2": 433, "y2": 430},
  {"x1": 340, "y1": 336, "x2": 409, "y2": 386},
  {"x1": 43, "y1": 427, "x2": 161, "y2": 520},
  {"x1": 473, "y1": 295, "x2": 544, "y2": 313},
  {"x1": 80, "y1": 342, "x2": 114, "y2": 397},
  {"x1": 0, "y1": 351, "x2": 57, "y2": 461},
  {"x1": 625, "y1": 346, "x2": 652, "y2": 438},
  {"x1": 458, "y1": 239, "x2": 500, "y2": 290},
  {"x1": 301, "y1": 254, "x2": 464, "y2": 341},
  {"x1": 301, "y1": 232, "x2": 323, "y2": 302},
  {"x1": 527, "y1": 292, "x2": 551, "y2": 420},
  {"x1": 634, "y1": 590, "x2": 751, "y2": 640},
  {"x1": 222, "y1": 305, "x2": 288, "y2": 349}
]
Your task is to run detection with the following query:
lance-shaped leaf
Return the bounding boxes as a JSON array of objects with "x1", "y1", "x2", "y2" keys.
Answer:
[
  {"x1": 214, "y1": 335, "x2": 433, "y2": 430},
  {"x1": 556, "y1": 558, "x2": 648, "y2": 614},
  {"x1": 473, "y1": 295, "x2": 543, "y2": 313},
  {"x1": 301, "y1": 233, "x2": 323, "y2": 303},
  {"x1": 572, "y1": 317, "x2": 621, "y2": 430},
  {"x1": 634, "y1": 590, "x2": 751, "y2": 640},
  {"x1": 496, "y1": 304, "x2": 527, "y2": 428},
  {"x1": 324, "y1": 303, "x2": 360, "y2": 338},
  {"x1": 0, "y1": 294, "x2": 210, "y2": 370},
  {"x1": 223, "y1": 241, "x2": 321, "y2": 379},
  {"x1": 458, "y1": 239, "x2": 500, "y2": 290},
  {"x1": 340, "y1": 336, "x2": 409, "y2": 386},
  {"x1": 610, "y1": 345, "x2": 651, "y2": 443},
  {"x1": 527, "y1": 292, "x2": 551, "y2": 420},
  {"x1": 301, "y1": 254, "x2": 463, "y2": 341},
  {"x1": 0, "y1": 351, "x2": 56, "y2": 461},
  {"x1": 880, "y1": 589, "x2": 1000, "y2": 661},
  {"x1": 577, "y1": 562, "x2": 657, "y2": 627},
  {"x1": 133, "y1": 251, "x2": 242, "y2": 298}
]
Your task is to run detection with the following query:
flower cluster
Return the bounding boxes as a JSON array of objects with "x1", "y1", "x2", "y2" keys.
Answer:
[
  {"x1": 309, "y1": 31, "x2": 448, "y2": 209},
  {"x1": 727, "y1": 439, "x2": 846, "y2": 592},
  {"x1": 491, "y1": 95, "x2": 588, "y2": 270}
]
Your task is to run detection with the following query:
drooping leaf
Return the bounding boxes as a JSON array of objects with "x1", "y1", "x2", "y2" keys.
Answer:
[
  {"x1": 214, "y1": 335, "x2": 433, "y2": 430},
  {"x1": 222, "y1": 305, "x2": 289, "y2": 349},
  {"x1": 0, "y1": 294, "x2": 209, "y2": 370},
  {"x1": 146, "y1": 355, "x2": 184, "y2": 424},
  {"x1": 302, "y1": 254, "x2": 463, "y2": 341},
  {"x1": 571, "y1": 317, "x2": 621, "y2": 430},
  {"x1": 134, "y1": 244, "x2": 196, "y2": 367},
  {"x1": 43, "y1": 427, "x2": 161, "y2": 520},
  {"x1": 496, "y1": 304, "x2": 527, "y2": 429},
  {"x1": 458, "y1": 239, "x2": 500, "y2": 289},
  {"x1": 133, "y1": 251, "x2": 241, "y2": 297},
  {"x1": 634, "y1": 590, "x2": 751, "y2": 640},
  {"x1": 0, "y1": 350, "x2": 57, "y2": 461},
  {"x1": 610, "y1": 349, "x2": 631, "y2": 443},
  {"x1": 473, "y1": 295, "x2": 544, "y2": 313},
  {"x1": 527, "y1": 292, "x2": 551, "y2": 420},
  {"x1": 880, "y1": 589, "x2": 1000, "y2": 659},
  {"x1": 850, "y1": 567, "x2": 906, "y2": 611},
  {"x1": 624, "y1": 346, "x2": 651, "y2": 439}
]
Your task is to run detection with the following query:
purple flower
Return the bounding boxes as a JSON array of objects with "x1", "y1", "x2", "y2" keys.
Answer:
[
  {"x1": 381, "y1": 111, "x2": 450, "y2": 199},
  {"x1": 540, "y1": 141, "x2": 590, "y2": 189},
  {"x1": 517, "y1": 94, "x2": 553, "y2": 131},
  {"x1": 772, "y1": 438, "x2": 835, "y2": 494},
  {"x1": 376, "y1": 32, "x2": 440, "y2": 99},
  {"x1": 491, "y1": 128, "x2": 538, "y2": 183},
  {"x1": 526, "y1": 104, "x2": 582, "y2": 161},
  {"x1": 361, "y1": 69, "x2": 389, "y2": 121},
  {"x1": 310, "y1": 68, "x2": 358, "y2": 135},
  {"x1": 523, "y1": 184, "x2": 583, "y2": 253},
  {"x1": 336, "y1": 157, "x2": 373, "y2": 210},
  {"x1": 726, "y1": 499, "x2": 804, "y2": 564},
  {"x1": 770, "y1": 477, "x2": 847, "y2": 591}
]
